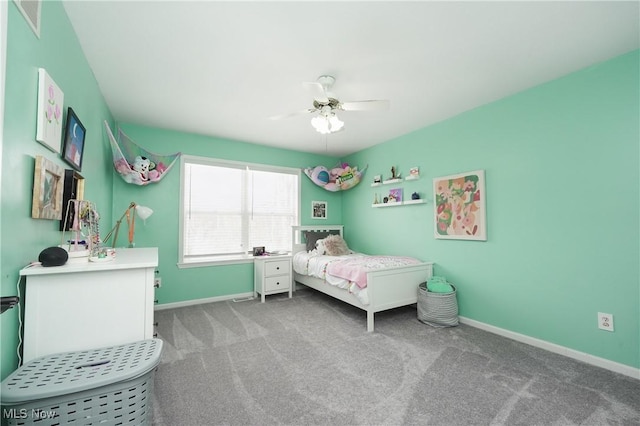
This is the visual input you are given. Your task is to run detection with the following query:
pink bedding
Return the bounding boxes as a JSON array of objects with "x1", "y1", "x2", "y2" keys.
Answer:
[{"x1": 326, "y1": 256, "x2": 421, "y2": 288}]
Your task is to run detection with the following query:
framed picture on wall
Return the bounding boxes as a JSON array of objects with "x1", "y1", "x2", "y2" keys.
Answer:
[
  {"x1": 32, "y1": 155, "x2": 64, "y2": 220},
  {"x1": 433, "y1": 169, "x2": 487, "y2": 241},
  {"x1": 35, "y1": 69, "x2": 64, "y2": 153},
  {"x1": 389, "y1": 188, "x2": 403, "y2": 203},
  {"x1": 311, "y1": 200, "x2": 327, "y2": 219},
  {"x1": 59, "y1": 169, "x2": 85, "y2": 231},
  {"x1": 62, "y1": 107, "x2": 86, "y2": 171}
]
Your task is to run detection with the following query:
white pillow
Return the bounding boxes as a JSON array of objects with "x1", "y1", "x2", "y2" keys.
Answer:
[{"x1": 315, "y1": 238, "x2": 327, "y2": 255}]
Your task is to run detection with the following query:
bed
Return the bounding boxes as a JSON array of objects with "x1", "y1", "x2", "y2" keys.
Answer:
[{"x1": 292, "y1": 225, "x2": 433, "y2": 332}]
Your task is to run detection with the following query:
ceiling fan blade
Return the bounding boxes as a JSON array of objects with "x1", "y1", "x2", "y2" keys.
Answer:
[
  {"x1": 302, "y1": 81, "x2": 329, "y2": 103},
  {"x1": 340, "y1": 99, "x2": 390, "y2": 111},
  {"x1": 269, "y1": 108, "x2": 317, "y2": 120}
]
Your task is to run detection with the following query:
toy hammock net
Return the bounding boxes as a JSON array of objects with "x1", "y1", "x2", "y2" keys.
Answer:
[{"x1": 104, "y1": 121, "x2": 181, "y2": 186}]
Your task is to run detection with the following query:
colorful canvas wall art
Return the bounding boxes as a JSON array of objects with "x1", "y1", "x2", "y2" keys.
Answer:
[
  {"x1": 433, "y1": 170, "x2": 486, "y2": 240},
  {"x1": 36, "y1": 69, "x2": 64, "y2": 153}
]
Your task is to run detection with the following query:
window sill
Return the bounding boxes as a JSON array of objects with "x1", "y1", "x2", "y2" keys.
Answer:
[{"x1": 177, "y1": 254, "x2": 256, "y2": 269}]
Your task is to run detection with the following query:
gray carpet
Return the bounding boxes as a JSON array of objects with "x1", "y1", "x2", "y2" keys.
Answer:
[{"x1": 150, "y1": 287, "x2": 639, "y2": 425}]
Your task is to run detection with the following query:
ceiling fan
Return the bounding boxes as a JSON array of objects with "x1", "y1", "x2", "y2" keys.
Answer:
[{"x1": 270, "y1": 75, "x2": 390, "y2": 134}]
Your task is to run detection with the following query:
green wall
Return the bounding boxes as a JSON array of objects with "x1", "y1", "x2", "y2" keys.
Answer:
[
  {"x1": 343, "y1": 50, "x2": 639, "y2": 369},
  {"x1": 0, "y1": 1, "x2": 114, "y2": 379},
  {"x1": 113, "y1": 123, "x2": 341, "y2": 306},
  {"x1": 1, "y1": 0, "x2": 637, "y2": 380}
]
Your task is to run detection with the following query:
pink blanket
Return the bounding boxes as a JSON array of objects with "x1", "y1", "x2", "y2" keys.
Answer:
[{"x1": 326, "y1": 256, "x2": 421, "y2": 288}]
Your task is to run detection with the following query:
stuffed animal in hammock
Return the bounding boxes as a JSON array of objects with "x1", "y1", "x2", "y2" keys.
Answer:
[{"x1": 132, "y1": 156, "x2": 155, "y2": 181}]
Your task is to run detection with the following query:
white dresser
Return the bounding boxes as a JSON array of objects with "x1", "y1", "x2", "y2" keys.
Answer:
[
  {"x1": 19, "y1": 247, "x2": 158, "y2": 363},
  {"x1": 254, "y1": 255, "x2": 292, "y2": 302}
]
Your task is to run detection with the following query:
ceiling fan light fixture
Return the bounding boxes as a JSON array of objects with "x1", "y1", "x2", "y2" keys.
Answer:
[
  {"x1": 311, "y1": 112, "x2": 343, "y2": 134},
  {"x1": 311, "y1": 115, "x2": 330, "y2": 134},
  {"x1": 328, "y1": 115, "x2": 344, "y2": 132}
]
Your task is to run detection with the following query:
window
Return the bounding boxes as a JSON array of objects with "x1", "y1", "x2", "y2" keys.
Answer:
[{"x1": 179, "y1": 155, "x2": 300, "y2": 266}]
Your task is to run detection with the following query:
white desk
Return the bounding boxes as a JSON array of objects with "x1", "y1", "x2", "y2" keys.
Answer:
[{"x1": 19, "y1": 248, "x2": 158, "y2": 363}]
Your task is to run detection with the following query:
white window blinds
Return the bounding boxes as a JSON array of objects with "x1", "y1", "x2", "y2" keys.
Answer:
[{"x1": 180, "y1": 156, "x2": 299, "y2": 264}]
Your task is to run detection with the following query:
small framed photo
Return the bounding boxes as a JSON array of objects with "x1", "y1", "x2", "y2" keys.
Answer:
[
  {"x1": 389, "y1": 188, "x2": 403, "y2": 203},
  {"x1": 252, "y1": 246, "x2": 265, "y2": 256},
  {"x1": 312, "y1": 200, "x2": 327, "y2": 219},
  {"x1": 32, "y1": 155, "x2": 64, "y2": 220},
  {"x1": 62, "y1": 107, "x2": 86, "y2": 171}
]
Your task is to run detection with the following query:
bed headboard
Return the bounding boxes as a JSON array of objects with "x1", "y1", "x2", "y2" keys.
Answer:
[{"x1": 292, "y1": 225, "x2": 344, "y2": 255}]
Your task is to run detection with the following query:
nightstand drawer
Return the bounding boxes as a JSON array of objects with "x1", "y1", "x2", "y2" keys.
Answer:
[
  {"x1": 265, "y1": 260, "x2": 289, "y2": 276},
  {"x1": 265, "y1": 275, "x2": 290, "y2": 292}
]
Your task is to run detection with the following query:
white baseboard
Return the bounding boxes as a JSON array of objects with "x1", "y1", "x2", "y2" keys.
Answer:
[
  {"x1": 459, "y1": 316, "x2": 639, "y2": 380},
  {"x1": 154, "y1": 292, "x2": 255, "y2": 311}
]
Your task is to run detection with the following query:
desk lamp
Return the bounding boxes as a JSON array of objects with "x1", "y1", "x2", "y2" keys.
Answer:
[{"x1": 102, "y1": 202, "x2": 153, "y2": 248}]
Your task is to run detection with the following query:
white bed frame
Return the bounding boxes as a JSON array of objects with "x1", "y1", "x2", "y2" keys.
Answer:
[{"x1": 292, "y1": 225, "x2": 433, "y2": 332}]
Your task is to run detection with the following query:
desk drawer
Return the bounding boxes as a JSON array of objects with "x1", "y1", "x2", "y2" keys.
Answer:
[
  {"x1": 265, "y1": 260, "x2": 289, "y2": 276},
  {"x1": 265, "y1": 275, "x2": 290, "y2": 292}
]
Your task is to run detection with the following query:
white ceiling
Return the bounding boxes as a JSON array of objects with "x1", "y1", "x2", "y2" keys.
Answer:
[{"x1": 62, "y1": 1, "x2": 639, "y2": 156}]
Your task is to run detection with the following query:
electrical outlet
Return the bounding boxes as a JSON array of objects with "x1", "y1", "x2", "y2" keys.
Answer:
[
  {"x1": 154, "y1": 277, "x2": 162, "y2": 288},
  {"x1": 598, "y1": 312, "x2": 614, "y2": 332}
]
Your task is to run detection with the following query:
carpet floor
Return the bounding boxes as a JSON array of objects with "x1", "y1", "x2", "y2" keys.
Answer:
[{"x1": 150, "y1": 287, "x2": 639, "y2": 425}]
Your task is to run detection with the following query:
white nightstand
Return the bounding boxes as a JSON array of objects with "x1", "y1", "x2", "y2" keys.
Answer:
[{"x1": 254, "y1": 255, "x2": 292, "y2": 302}]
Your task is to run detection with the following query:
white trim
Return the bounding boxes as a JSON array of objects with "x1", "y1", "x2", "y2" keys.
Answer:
[
  {"x1": 177, "y1": 256, "x2": 255, "y2": 269},
  {"x1": 154, "y1": 292, "x2": 256, "y2": 311},
  {"x1": 13, "y1": 0, "x2": 41, "y2": 38},
  {"x1": 181, "y1": 153, "x2": 301, "y2": 175},
  {"x1": 179, "y1": 154, "x2": 301, "y2": 265},
  {"x1": 0, "y1": 0, "x2": 6, "y2": 251},
  {"x1": 459, "y1": 316, "x2": 640, "y2": 380}
]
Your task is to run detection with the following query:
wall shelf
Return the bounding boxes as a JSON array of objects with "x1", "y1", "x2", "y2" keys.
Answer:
[
  {"x1": 371, "y1": 176, "x2": 420, "y2": 186},
  {"x1": 371, "y1": 178, "x2": 402, "y2": 187},
  {"x1": 372, "y1": 199, "x2": 426, "y2": 208},
  {"x1": 371, "y1": 170, "x2": 424, "y2": 208}
]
